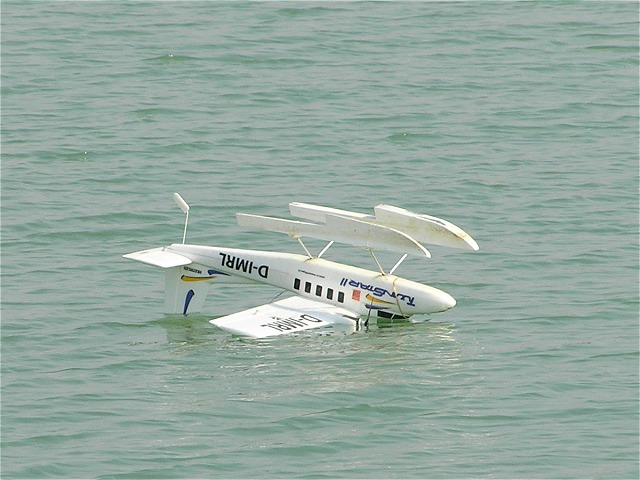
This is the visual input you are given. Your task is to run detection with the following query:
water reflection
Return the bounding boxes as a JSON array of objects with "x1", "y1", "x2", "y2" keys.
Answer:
[
  {"x1": 152, "y1": 313, "x2": 462, "y2": 399},
  {"x1": 152, "y1": 314, "x2": 220, "y2": 348}
]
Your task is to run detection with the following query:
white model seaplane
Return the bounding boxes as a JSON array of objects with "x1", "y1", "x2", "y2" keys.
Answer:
[{"x1": 124, "y1": 194, "x2": 479, "y2": 338}]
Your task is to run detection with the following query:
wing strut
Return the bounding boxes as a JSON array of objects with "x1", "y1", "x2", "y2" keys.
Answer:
[
  {"x1": 368, "y1": 249, "x2": 386, "y2": 275},
  {"x1": 297, "y1": 237, "x2": 313, "y2": 258},
  {"x1": 389, "y1": 254, "x2": 408, "y2": 275},
  {"x1": 297, "y1": 238, "x2": 334, "y2": 259},
  {"x1": 318, "y1": 241, "x2": 334, "y2": 258}
]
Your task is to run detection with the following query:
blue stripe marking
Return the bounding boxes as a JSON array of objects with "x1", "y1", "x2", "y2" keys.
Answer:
[{"x1": 183, "y1": 289, "x2": 195, "y2": 314}]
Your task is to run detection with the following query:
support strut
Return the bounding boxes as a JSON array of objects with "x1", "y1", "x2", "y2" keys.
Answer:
[
  {"x1": 296, "y1": 237, "x2": 313, "y2": 258},
  {"x1": 368, "y1": 249, "x2": 386, "y2": 275}
]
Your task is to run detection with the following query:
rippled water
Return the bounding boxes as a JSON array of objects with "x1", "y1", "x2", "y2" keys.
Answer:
[{"x1": 2, "y1": 1, "x2": 638, "y2": 478}]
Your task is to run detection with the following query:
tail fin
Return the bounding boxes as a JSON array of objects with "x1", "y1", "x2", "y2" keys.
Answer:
[
  {"x1": 124, "y1": 247, "x2": 214, "y2": 315},
  {"x1": 164, "y1": 265, "x2": 214, "y2": 314},
  {"x1": 124, "y1": 194, "x2": 218, "y2": 315},
  {"x1": 125, "y1": 246, "x2": 256, "y2": 314}
]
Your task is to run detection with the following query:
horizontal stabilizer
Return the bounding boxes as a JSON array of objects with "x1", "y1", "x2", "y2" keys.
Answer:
[
  {"x1": 210, "y1": 296, "x2": 358, "y2": 337},
  {"x1": 123, "y1": 247, "x2": 192, "y2": 268},
  {"x1": 237, "y1": 213, "x2": 430, "y2": 257}
]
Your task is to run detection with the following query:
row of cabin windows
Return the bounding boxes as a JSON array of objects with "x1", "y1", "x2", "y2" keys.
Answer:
[{"x1": 293, "y1": 278, "x2": 345, "y2": 303}]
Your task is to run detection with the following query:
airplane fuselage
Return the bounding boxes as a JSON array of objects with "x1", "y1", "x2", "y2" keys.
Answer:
[{"x1": 167, "y1": 244, "x2": 456, "y2": 318}]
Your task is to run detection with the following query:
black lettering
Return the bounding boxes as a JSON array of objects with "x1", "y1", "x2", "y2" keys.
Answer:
[
  {"x1": 261, "y1": 315, "x2": 324, "y2": 332},
  {"x1": 284, "y1": 318, "x2": 307, "y2": 328},
  {"x1": 262, "y1": 323, "x2": 289, "y2": 332},
  {"x1": 262, "y1": 318, "x2": 303, "y2": 332},
  {"x1": 219, "y1": 252, "x2": 269, "y2": 279},
  {"x1": 273, "y1": 322, "x2": 294, "y2": 331},
  {"x1": 235, "y1": 257, "x2": 251, "y2": 273},
  {"x1": 183, "y1": 266, "x2": 202, "y2": 274}
]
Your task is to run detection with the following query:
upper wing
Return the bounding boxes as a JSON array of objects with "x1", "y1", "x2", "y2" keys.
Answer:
[
  {"x1": 210, "y1": 296, "x2": 359, "y2": 338},
  {"x1": 236, "y1": 212, "x2": 431, "y2": 258},
  {"x1": 373, "y1": 205, "x2": 479, "y2": 251},
  {"x1": 289, "y1": 202, "x2": 479, "y2": 252}
]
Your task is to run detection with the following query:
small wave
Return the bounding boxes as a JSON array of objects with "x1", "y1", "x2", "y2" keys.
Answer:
[{"x1": 144, "y1": 54, "x2": 199, "y2": 63}]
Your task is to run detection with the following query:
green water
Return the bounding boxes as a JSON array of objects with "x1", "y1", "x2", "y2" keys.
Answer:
[{"x1": 2, "y1": 1, "x2": 638, "y2": 478}]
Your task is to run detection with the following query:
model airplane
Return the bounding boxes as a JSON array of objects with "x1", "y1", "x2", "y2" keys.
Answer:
[{"x1": 124, "y1": 194, "x2": 479, "y2": 338}]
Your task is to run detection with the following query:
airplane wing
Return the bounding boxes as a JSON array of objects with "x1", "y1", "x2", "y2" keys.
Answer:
[
  {"x1": 289, "y1": 202, "x2": 479, "y2": 252},
  {"x1": 236, "y1": 212, "x2": 431, "y2": 258},
  {"x1": 239, "y1": 203, "x2": 479, "y2": 258},
  {"x1": 209, "y1": 296, "x2": 360, "y2": 338}
]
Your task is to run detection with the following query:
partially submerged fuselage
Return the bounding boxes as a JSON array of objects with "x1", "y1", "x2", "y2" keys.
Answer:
[{"x1": 163, "y1": 244, "x2": 455, "y2": 318}]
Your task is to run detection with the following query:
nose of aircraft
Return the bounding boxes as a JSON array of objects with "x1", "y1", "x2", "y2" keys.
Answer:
[
  {"x1": 427, "y1": 287, "x2": 456, "y2": 312},
  {"x1": 439, "y1": 291, "x2": 456, "y2": 311},
  {"x1": 396, "y1": 280, "x2": 458, "y2": 314}
]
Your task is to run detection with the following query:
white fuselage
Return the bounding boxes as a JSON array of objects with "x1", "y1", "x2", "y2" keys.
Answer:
[{"x1": 167, "y1": 244, "x2": 456, "y2": 317}]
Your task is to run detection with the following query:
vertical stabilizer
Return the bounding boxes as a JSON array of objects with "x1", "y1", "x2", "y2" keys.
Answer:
[{"x1": 164, "y1": 265, "x2": 213, "y2": 314}]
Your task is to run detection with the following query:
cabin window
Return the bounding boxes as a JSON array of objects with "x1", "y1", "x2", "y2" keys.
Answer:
[
  {"x1": 305, "y1": 282, "x2": 312, "y2": 293},
  {"x1": 315, "y1": 285, "x2": 323, "y2": 296},
  {"x1": 338, "y1": 291, "x2": 345, "y2": 303},
  {"x1": 293, "y1": 278, "x2": 301, "y2": 290},
  {"x1": 327, "y1": 288, "x2": 334, "y2": 300}
]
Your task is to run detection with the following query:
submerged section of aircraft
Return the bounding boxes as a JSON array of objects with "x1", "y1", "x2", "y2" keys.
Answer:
[{"x1": 124, "y1": 194, "x2": 479, "y2": 338}]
